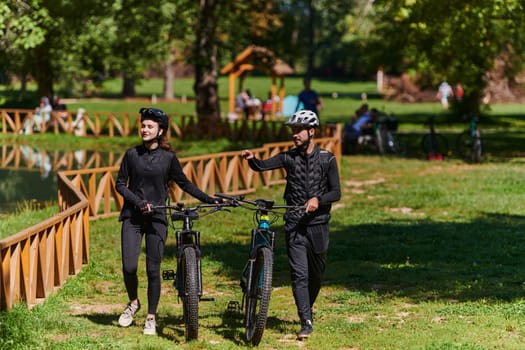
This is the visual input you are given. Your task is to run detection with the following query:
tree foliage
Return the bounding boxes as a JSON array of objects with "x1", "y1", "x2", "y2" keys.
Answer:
[
  {"x1": 371, "y1": 0, "x2": 525, "y2": 114},
  {"x1": 1, "y1": 0, "x2": 524, "y2": 116}
]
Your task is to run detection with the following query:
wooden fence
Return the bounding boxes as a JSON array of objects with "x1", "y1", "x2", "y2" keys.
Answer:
[
  {"x1": 0, "y1": 130, "x2": 341, "y2": 310},
  {"x1": 0, "y1": 172, "x2": 90, "y2": 310},
  {"x1": 0, "y1": 109, "x2": 338, "y2": 143}
]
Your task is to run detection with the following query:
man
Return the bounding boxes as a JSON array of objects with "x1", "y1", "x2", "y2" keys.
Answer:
[
  {"x1": 296, "y1": 78, "x2": 323, "y2": 116},
  {"x1": 241, "y1": 109, "x2": 341, "y2": 340}
]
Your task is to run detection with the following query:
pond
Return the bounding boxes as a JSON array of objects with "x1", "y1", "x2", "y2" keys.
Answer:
[{"x1": 0, "y1": 144, "x2": 123, "y2": 214}]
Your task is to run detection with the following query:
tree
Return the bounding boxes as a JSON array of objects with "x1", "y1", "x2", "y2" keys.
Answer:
[
  {"x1": 372, "y1": 0, "x2": 525, "y2": 114},
  {"x1": 0, "y1": 1, "x2": 51, "y2": 94}
]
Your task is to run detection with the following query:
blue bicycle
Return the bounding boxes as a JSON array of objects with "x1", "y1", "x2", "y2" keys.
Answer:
[
  {"x1": 456, "y1": 114, "x2": 482, "y2": 163},
  {"x1": 215, "y1": 193, "x2": 304, "y2": 346}
]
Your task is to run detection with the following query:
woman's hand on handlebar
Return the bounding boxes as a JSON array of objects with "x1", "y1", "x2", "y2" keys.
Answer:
[{"x1": 139, "y1": 200, "x2": 153, "y2": 214}]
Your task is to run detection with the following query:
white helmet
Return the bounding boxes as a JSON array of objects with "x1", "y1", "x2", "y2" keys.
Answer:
[{"x1": 285, "y1": 109, "x2": 319, "y2": 128}]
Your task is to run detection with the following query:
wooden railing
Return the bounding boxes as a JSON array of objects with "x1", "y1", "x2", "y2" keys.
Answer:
[
  {"x1": 0, "y1": 128, "x2": 341, "y2": 309},
  {"x1": 62, "y1": 134, "x2": 341, "y2": 220},
  {"x1": 0, "y1": 109, "x2": 338, "y2": 143},
  {"x1": 0, "y1": 171, "x2": 90, "y2": 310}
]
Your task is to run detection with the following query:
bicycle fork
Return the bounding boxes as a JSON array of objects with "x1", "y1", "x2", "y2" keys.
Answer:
[{"x1": 240, "y1": 228, "x2": 275, "y2": 308}]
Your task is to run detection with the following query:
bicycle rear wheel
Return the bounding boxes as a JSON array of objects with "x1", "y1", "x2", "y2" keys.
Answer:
[
  {"x1": 181, "y1": 246, "x2": 199, "y2": 341},
  {"x1": 456, "y1": 130, "x2": 482, "y2": 163},
  {"x1": 245, "y1": 247, "x2": 273, "y2": 346},
  {"x1": 421, "y1": 133, "x2": 449, "y2": 156}
]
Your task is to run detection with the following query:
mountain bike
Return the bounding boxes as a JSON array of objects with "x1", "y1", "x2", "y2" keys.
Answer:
[
  {"x1": 421, "y1": 116, "x2": 449, "y2": 159},
  {"x1": 374, "y1": 116, "x2": 406, "y2": 156},
  {"x1": 456, "y1": 114, "x2": 482, "y2": 163},
  {"x1": 154, "y1": 202, "x2": 229, "y2": 341},
  {"x1": 215, "y1": 193, "x2": 304, "y2": 346}
]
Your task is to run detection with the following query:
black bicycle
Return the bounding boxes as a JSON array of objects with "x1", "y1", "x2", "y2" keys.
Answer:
[
  {"x1": 456, "y1": 114, "x2": 482, "y2": 163},
  {"x1": 421, "y1": 116, "x2": 449, "y2": 159},
  {"x1": 374, "y1": 116, "x2": 406, "y2": 156},
  {"x1": 154, "y1": 202, "x2": 229, "y2": 341},
  {"x1": 215, "y1": 193, "x2": 304, "y2": 346}
]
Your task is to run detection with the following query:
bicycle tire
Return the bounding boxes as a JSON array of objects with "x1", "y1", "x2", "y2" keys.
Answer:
[
  {"x1": 245, "y1": 247, "x2": 273, "y2": 346},
  {"x1": 456, "y1": 130, "x2": 483, "y2": 163},
  {"x1": 385, "y1": 132, "x2": 407, "y2": 156},
  {"x1": 421, "y1": 133, "x2": 449, "y2": 156},
  {"x1": 182, "y1": 246, "x2": 199, "y2": 341},
  {"x1": 472, "y1": 132, "x2": 482, "y2": 163}
]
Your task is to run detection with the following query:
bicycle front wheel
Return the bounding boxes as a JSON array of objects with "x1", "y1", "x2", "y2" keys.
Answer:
[
  {"x1": 245, "y1": 247, "x2": 273, "y2": 346},
  {"x1": 181, "y1": 246, "x2": 199, "y2": 341}
]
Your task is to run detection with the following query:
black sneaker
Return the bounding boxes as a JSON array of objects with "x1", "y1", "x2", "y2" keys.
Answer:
[{"x1": 296, "y1": 319, "x2": 313, "y2": 340}]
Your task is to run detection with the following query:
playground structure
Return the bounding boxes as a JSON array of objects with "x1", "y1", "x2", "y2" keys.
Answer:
[{"x1": 220, "y1": 45, "x2": 294, "y2": 120}]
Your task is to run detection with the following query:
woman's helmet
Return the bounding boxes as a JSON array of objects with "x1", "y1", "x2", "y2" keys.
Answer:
[
  {"x1": 139, "y1": 108, "x2": 169, "y2": 129},
  {"x1": 285, "y1": 109, "x2": 319, "y2": 128}
]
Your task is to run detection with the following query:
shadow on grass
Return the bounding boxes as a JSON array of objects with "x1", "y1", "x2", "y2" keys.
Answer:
[
  {"x1": 326, "y1": 212, "x2": 525, "y2": 301},
  {"x1": 188, "y1": 212, "x2": 525, "y2": 304}
]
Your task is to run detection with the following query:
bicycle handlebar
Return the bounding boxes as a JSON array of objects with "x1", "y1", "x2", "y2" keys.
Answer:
[
  {"x1": 214, "y1": 193, "x2": 304, "y2": 212},
  {"x1": 153, "y1": 202, "x2": 233, "y2": 221}
]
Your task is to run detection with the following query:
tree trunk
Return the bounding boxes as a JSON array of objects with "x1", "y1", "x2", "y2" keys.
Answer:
[
  {"x1": 306, "y1": 0, "x2": 315, "y2": 79},
  {"x1": 163, "y1": 47, "x2": 175, "y2": 100},
  {"x1": 194, "y1": 0, "x2": 221, "y2": 138},
  {"x1": 33, "y1": 44, "x2": 54, "y2": 99},
  {"x1": 122, "y1": 74, "x2": 136, "y2": 97}
]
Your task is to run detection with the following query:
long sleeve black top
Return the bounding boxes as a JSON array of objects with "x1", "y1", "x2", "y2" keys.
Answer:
[{"x1": 116, "y1": 145, "x2": 214, "y2": 223}]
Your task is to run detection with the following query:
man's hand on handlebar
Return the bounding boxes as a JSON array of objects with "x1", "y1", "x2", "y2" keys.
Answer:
[{"x1": 305, "y1": 197, "x2": 319, "y2": 213}]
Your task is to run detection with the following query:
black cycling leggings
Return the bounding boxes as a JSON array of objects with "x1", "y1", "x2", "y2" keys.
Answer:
[{"x1": 121, "y1": 217, "x2": 167, "y2": 315}]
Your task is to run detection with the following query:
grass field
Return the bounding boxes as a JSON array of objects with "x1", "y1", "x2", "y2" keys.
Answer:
[
  {"x1": 1, "y1": 78, "x2": 525, "y2": 348},
  {"x1": 2, "y1": 155, "x2": 525, "y2": 349}
]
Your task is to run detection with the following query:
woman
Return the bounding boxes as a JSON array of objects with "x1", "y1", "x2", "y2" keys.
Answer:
[{"x1": 115, "y1": 107, "x2": 217, "y2": 335}]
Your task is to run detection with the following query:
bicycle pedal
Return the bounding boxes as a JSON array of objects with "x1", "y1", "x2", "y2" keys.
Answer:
[
  {"x1": 162, "y1": 269, "x2": 175, "y2": 280},
  {"x1": 227, "y1": 300, "x2": 241, "y2": 312}
]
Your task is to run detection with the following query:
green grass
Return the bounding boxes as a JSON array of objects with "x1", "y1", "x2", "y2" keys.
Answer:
[
  {"x1": 3, "y1": 156, "x2": 525, "y2": 349},
  {"x1": 0, "y1": 202, "x2": 57, "y2": 237}
]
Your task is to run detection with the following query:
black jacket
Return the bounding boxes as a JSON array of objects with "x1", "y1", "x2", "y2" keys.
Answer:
[{"x1": 116, "y1": 145, "x2": 214, "y2": 223}]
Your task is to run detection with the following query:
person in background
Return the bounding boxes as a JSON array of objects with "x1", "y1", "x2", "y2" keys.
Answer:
[
  {"x1": 235, "y1": 89, "x2": 251, "y2": 119},
  {"x1": 342, "y1": 104, "x2": 373, "y2": 153},
  {"x1": 115, "y1": 107, "x2": 219, "y2": 336},
  {"x1": 52, "y1": 95, "x2": 68, "y2": 121},
  {"x1": 241, "y1": 110, "x2": 341, "y2": 340},
  {"x1": 437, "y1": 81, "x2": 453, "y2": 109},
  {"x1": 23, "y1": 96, "x2": 52, "y2": 134},
  {"x1": 296, "y1": 78, "x2": 323, "y2": 117}
]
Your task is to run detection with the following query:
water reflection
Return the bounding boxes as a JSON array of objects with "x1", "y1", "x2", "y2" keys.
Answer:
[{"x1": 0, "y1": 144, "x2": 124, "y2": 214}]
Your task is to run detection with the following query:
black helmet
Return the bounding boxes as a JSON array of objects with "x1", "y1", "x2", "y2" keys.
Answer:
[{"x1": 139, "y1": 107, "x2": 169, "y2": 129}]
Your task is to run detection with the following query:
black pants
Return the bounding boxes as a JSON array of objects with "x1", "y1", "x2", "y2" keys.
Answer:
[
  {"x1": 286, "y1": 223, "x2": 329, "y2": 322},
  {"x1": 121, "y1": 217, "x2": 167, "y2": 315}
]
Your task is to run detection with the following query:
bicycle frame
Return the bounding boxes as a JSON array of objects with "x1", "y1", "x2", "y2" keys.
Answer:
[{"x1": 242, "y1": 209, "x2": 275, "y2": 296}]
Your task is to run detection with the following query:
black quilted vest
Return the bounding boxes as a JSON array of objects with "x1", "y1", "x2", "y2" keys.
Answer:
[{"x1": 282, "y1": 146, "x2": 333, "y2": 225}]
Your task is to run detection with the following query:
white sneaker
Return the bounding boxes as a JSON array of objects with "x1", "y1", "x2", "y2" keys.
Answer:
[
  {"x1": 118, "y1": 301, "x2": 140, "y2": 327},
  {"x1": 143, "y1": 317, "x2": 156, "y2": 335}
]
